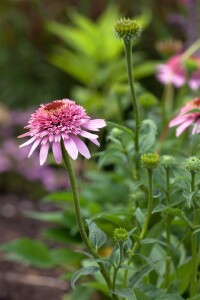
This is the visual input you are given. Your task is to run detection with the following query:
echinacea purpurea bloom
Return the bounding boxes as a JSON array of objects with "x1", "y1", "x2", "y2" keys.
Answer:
[
  {"x1": 18, "y1": 99, "x2": 106, "y2": 165},
  {"x1": 156, "y1": 55, "x2": 200, "y2": 90},
  {"x1": 169, "y1": 98, "x2": 200, "y2": 137}
]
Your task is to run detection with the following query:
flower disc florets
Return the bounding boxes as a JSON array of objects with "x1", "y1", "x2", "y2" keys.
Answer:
[
  {"x1": 18, "y1": 99, "x2": 106, "y2": 165},
  {"x1": 114, "y1": 18, "x2": 142, "y2": 43},
  {"x1": 113, "y1": 228, "x2": 128, "y2": 243},
  {"x1": 141, "y1": 153, "x2": 159, "y2": 170},
  {"x1": 160, "y1": 155, "x2": 176, "y2": 169},
  {"x1": 185, "y1": 156, "x2": 200, "y2": 173}
]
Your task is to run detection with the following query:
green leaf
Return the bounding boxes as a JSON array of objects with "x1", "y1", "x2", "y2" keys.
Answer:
[
  {"x1": 129, "y1": 264, "x2": 154, "y2": 288},
  {"x1": 1, "y1": 238, "x2": 53, "y2": 268},
  {"x1": 113, "y1": 288, "x2": 137, "y2": 300},
  {"x1": 169, "y1": 259, "x2": 192, "y2": 294},
  {"x1": 86, "y1": 220, "x2": 107, "y2": 249},
  {"x1": 156, "y1": 294, "x2": 184, "y2": 300},
  {"x1": 50, "y1": 248, "x2": 83, "y2": 266},
  {"x1": 187, "y1": 294, "x2": 200, "y2": 300},
  {"x1": 83, "y1": 281, "x2": 110, "y2": 296},
  {"x1": 135, "y1": 207, "x2": 146, "y2": 227},
  {"x1": 140, "y1": 238, "x2": 167, "y2": 247},
  {"x1": 88, "y1": 258, "x2": 115, "y2": 267},
  {"x1": 139, "y1": 119, "x2": 157, "y2": 153},
  {"x1": 71, "y1": 266, "x2": 100, "y2": 289},
  {"x1": 134, "y1": 61, "x2": 158, "y2": 79}
]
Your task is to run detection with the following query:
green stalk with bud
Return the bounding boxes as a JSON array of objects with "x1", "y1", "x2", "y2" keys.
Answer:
[
  {"x1": 123, "y1": 153, "x2": 159, "y2": 287},
  {"x1": 160, "y1": 155, "x2": 176, "y2": 287},
  {"x1": 114, "y1": 18, "x2": 142, "y2": 178}
]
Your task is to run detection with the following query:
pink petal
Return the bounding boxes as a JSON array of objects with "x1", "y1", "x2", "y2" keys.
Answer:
[
  {"x1": 71, "y1": 135, "x2": 91, "y2": 159},
  {"x1": 169, "y1": 115, "x2": 189, "y2": 127},
  {"x1": 79, "y1": 130, "x2": 98, "y2": 140},
  {"x1": 19, "y1": 136, "x2": 37, "y2": 148},
  {"x1": 176, "y1": 118, "x2": 194, "y2": 137},
  {"x1": 83, "y1": 119, "x2": 106, "y2": 131},
  {"x1": 39, "y1": 142, "x2": 50, "y2": 165},
  {"x1": 90, "y1": 139, "x2": 100, "y2": 146},
  {"x1": 18, "y1": 132, "x2": 31, "y2": 138},
  {"x1": 64, "y1": 138, "x2": 78, "y2": 160},
  {"x1": 52, "y1": 142, "x2": 62, "y2": 164},
  {"x1": 28, "y1": 138, "x2": 41, "y2": 157}
]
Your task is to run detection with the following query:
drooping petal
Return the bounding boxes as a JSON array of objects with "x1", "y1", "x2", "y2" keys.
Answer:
[
  {"x1": 19, "y1": 136, "x2": 37, "y2": 148},
  {"x1": 52, "y1": 142, "x2": 62, "y2": 164},
  {"x1": 39, "y1": 142, "x2": 50, "y2": 165},
  {"x1": 28, "y1": 138, "x2": 41, "y2": 157},
  {"x1": 90, "y1": 139, "x2": 100, "y2": 146},
  {"x1": 64, "y1": 138, "x2": 78, "y2": 160},
  {"x1": 71, "y1": 135, "x2": 91, "y2": 159},
  {"x1": 176, "y1": 118, "x2": 194, "y2": 137},
  {"x1": 79, "y1": 130, "x2": 98, "y2": 140},
  {"x1": 83, "y1": 119, "x2": 106, "y2": 131},
  {"x1": 18, "y1": 132, "x2": 31, "y2": 138}
]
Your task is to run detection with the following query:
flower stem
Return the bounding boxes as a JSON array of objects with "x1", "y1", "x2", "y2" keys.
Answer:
[
  {"x1": 190, "y1": 172, "x2": 199, "y2": 297},
  {"x1": 124, "y1": 41, "x2": 141, "y2": 177},
  {"x1": 112, "y1": 243, "x2": 124, "y2": 292},
  {"x1": 122, "y1": 169, "x2": 153, "y2": 287},
  {"x1": 61, "y1": 143, "x2": 118, "y2": 300},
  {"x1": 165, "y1": 168, "x2": 171, "y2": 287}
]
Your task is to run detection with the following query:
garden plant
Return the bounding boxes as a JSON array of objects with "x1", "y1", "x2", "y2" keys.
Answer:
[{"x1": 2, "y1": 4, "x2": 200, "y2": 300}]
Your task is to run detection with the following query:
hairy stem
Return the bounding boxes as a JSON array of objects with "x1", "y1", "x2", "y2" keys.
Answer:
[
  {"x1": 61, "y1": 144, "x2": 118, "y2": 300},
  {"x1": 112, "y1": 243, "x2": 124, "y2": 292},
  {"x1": 123, "y1": 169, "x2": 153, "y2": 287},
  {"x1": 124, "y1": 41, "x2": 141, "y2": 178}
]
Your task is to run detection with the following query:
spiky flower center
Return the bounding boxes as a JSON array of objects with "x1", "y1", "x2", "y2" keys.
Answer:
[
  {"x1": 44, "y1": 100, "x2": 66, "y2": 112},
  {"x1": 26, "y1": 99, "x2": 89, "y2": 137}
]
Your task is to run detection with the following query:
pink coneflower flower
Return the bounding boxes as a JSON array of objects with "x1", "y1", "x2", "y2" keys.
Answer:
[
  {"x1": 18, "y1": 99, "x2": 106, "y2": 165},
  {"x1": 169, "y1": 98, "x2": 200, "y2": 136},
  {"x1": 157, "y1": 55, "x2": 186, "y2": 88},
  {"x1": 157, "y1": 55, "x2": 200, "y2": 90}
]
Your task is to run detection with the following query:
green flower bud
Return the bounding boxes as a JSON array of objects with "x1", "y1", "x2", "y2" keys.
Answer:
[
  {"x1": 185, "y1": 156, "x2": 200, "y2": 173},
  {"x1": 160, "y1": 155, "x2": 176, "y2": 169},
  {"x1": 113, "y1": 227, "x2": 128, "y2": 243},
  {"x1": 130, "y1": 190, "x2": 146, "y2": 203},
  {"x1": 114, "y1": 18, "x2": 142, "y2": 43},
  {"x1": 141, "y1": 152, "x2": 159, "y2": 170},
  {"x1": 111, "y1": 128, "x2": 123, "y2": 139}
]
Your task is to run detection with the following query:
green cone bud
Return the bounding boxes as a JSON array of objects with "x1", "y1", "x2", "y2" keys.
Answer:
[
  {"x1": 185, "y1": 156, "x2": 200, "y2": 173},
  {"x1": 113, "y1": 227, "x2": 128, "y2": 243},
  {"x1": 160, "y1": 155, "x2": 176, "y2": 169},
  {"x1": 141, "y1": 153, "x2": 159, "y2": 170},
  {"x1": 114, "y1": 18, "x2": 142, "y2": 43}
]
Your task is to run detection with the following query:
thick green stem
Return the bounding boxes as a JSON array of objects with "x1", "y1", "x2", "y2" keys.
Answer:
[
  {"x1": 61, "y1": 144, "x2": 118, "y2": 300},
  {"x1": 190, "y1": 172, "x2": 199, "y2": 297},
  {"x1": 122, "y1": 169, "x2": 153, "y2": 287},
  {"x1": 112, "y1": 243, "x2": 124, "y2": 292},
  {"x1": 165, "y1": 168, "x2": 171, "y2": 287},
  {"x1": 124, "y1": 41, "x2": 140, "y2": 177}
]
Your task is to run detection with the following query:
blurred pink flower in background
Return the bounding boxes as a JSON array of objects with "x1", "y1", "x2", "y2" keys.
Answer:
[
  {"x1": 19, "y1": 99, "x2": 106, "y2": 165},
  {"x1": 169, "y1": 98, "x2": 200, "y2": 136},
  {"x1": 157, "y1": 55, "x2": 200, "y2": 90},
  {"x1": 157, "y1": 55, "x2": 186, "y2": 88}
]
